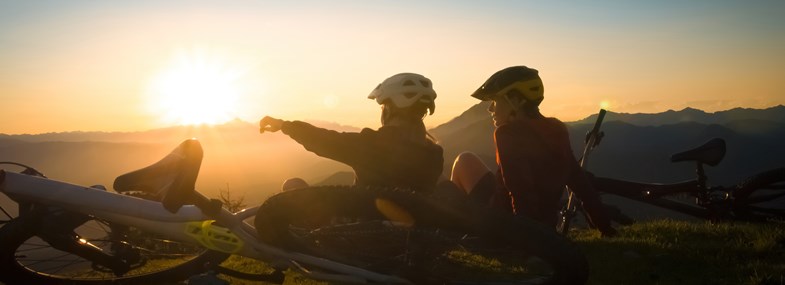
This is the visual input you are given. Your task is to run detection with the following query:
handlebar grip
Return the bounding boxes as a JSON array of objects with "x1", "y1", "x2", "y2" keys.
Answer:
[{"x1": 590, "y1": 109, "x2": 607, "y2": 135}]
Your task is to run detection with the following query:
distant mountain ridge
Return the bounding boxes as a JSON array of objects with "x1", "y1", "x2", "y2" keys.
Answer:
[
  {"x1": 572, "y1": 105, "x2": 785, "y2": 126},
  {"x1": 0, "y1": 119, "x2": 357, "y2": 204},
  {"x1": 6, "y1": 105, "x2": 781, "y2": 143},
  {"x1": 0, "y1": 119, "x2": 361, "y2": 144},
  {"x1": 430, "y1": 104, "x2": 785, "y2": 186},
  {"x1": 2, "y1": 105, "x2": 784, "y2": 206}
]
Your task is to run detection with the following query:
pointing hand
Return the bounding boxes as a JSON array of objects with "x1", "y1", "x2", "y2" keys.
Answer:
[{"x1": 259, "y1": 116, "x2": 285, "y2": 133}]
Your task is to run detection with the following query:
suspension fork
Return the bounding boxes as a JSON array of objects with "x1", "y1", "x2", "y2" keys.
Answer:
[
  {"x1": 559, "y1": 109, "x2": 606, "y2": 234},
  {"x1": 24, "y1": 205, "x2": 133, "y2": 276},
  {"x1": 694, "y1": 162, "x2": 723, "y2": 222},
  {"x1": 558, "y1": 190, "x2": 578, "y2": 234}
]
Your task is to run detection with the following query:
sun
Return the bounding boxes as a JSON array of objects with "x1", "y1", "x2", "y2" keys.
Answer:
[
  {"x1": 148, "y1": 49, "x2": 245, "y2": 126},
  {"x1": 599, "y1": 100, "x2": 612, "y2": 110}
]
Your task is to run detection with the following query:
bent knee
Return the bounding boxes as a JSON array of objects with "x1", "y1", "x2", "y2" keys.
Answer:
[
  {"x1": 281, "y1": 177, "x2": 309, "y2": 192},
  {"x1": 450, "y1": 152, "x2": 491, "y2": 193},
  {"x1": 452, "y1": 152, "x2": 489, "y2": 174}
]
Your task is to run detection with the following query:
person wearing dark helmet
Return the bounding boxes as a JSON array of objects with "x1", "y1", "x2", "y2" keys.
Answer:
[
  {"x1": 258, "y1": 73, "x2": 443, "y2": 193},
  {"x1": 451, "y1": 66, "x2": 617, "y2": 237}
]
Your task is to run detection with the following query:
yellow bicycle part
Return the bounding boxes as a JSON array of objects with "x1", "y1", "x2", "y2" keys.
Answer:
[{"x1": 184, "y1": 220, "x2": 244, "y2": 254}]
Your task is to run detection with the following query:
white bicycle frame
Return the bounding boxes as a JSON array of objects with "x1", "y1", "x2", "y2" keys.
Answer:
[{"x1": 0, "y1": 171, "x2": 410, "y2": 284}]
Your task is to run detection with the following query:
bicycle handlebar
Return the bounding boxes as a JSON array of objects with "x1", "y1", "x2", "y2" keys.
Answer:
[
  {"x1": 559, "y1": 109, "x2": 609, "y2": 234},
  {"x1": 580, "y1": 109, "x2": 607, "y2": 167},
  {"x1": 587, "y1": 109, "x2": 607, "y2": 144}
]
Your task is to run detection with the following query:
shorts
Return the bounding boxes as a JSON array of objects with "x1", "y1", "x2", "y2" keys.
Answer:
[{"x1": 468, "y1": 172, "x2": 497, "y2": 206}]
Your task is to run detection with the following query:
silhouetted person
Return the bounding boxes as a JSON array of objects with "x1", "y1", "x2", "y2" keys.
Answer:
[
  {"x1": 258, "y1": 73, "x2": 443, "y2": 193},
  {"x1": 450, "y1": 66, "x2": 616, "y2": 237}
]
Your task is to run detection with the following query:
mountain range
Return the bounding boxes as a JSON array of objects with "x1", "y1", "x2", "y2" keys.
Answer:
[
  {"x1": 431, "y1": 104, "x2": 785, "y2": 185},
  {"x1": 430, "y1": 104, "x2": 785, "y2": 221},
  {"x1": 2, "y1": 105, "x2": 784, "y2": 211}
]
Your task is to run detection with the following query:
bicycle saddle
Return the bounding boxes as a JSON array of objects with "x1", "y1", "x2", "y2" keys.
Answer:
[
  {"x1": 670, "y1": 137, "x2": 726, "y2": 166},
  {"x1": 113, "y1": 138, "x2": 202, "y2": 213}
]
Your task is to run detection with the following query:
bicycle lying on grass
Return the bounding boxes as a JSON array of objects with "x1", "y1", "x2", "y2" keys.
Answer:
[
  {"x1": 559, "y1": 111, "x2": 785, "y2": 234},
  {"x1": 1, "y1": 138, "x2": 589, "y2": 285}
]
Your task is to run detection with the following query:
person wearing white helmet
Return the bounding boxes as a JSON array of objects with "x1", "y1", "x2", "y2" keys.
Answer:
[
  {"x1": 450, "y1": 66, "x2": 616, "y2": 237},
  {"x1": 258, "y1": 73, "x2": 443, "y2": 193}
]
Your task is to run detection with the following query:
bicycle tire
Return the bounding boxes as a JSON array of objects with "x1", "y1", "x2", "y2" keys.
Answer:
[
  {"x1": 0, "y1": 208, "x2": 229, "y2": 285},
  {"x1": 733, "y1": 167, "x2": 785, "y2": 221},
  {"x1": 255, "y1": 185, "x2": 589, "y2": 285}
]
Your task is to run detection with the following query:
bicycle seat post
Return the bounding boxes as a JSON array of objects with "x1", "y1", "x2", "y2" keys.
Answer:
[
  {"x1": 695, "y1": 162, "x2": 711, "y2": 207},
  {"x1": 695, "y1": 162, "x2": 707, "y2": 189}
]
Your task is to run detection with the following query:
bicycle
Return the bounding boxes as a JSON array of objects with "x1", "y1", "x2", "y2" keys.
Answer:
[
  {"x1": 1, "y1": 138, "x2": 590, "y2": 284},
  {"x1": 558, "y1": 118, "x2": 785, "y2": 233}
]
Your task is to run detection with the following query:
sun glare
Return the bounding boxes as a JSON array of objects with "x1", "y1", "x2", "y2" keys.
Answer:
[
  {"x1": 600, "y1": 100, "x2": 611, "y2": 110},
  {"x1": 148, "y1": 49, "x2": 245, "y2": 126}
]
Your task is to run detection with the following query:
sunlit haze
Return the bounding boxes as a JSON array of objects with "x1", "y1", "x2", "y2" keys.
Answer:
[
  {"x1": 147, "y1": 47, "x2": 247, "y2": 125},
  {"x1": 1, "y1": 1, "x2": 784, "y2": 134}
]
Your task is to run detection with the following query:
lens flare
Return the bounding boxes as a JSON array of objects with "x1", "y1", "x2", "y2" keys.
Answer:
[{"x1": 147, "y1": 48, "x2": 247, "y2": 126}]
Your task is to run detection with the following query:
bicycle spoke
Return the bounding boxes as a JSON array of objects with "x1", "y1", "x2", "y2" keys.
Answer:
[
  {"x1": 40, "y1": 258, "x2": 88, "y2": 275},
  {"x1": 746, "y1": 191, "x2": 785, "y2": 204},
  {"x1": 747, "y1": 206, "x2": 785, "y2": 215},
  {"x1": 0, "y1": 206, "x2": 12, "y2": 220},
  {"x1": 21, "y1": 251, "x2": 78, "y2": 267},
  {"x1": 17, "y1": 257, "x2": 85, "y2": 265},
  {"x1": 16, "y1": 244, "x2": 55, "y2": 252}
]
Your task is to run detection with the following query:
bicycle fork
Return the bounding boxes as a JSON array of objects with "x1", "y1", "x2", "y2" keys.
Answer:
[
  {"x1": 558, "y1": 188, "x2": 578, "y2": 235},
  {"x1": 23, "y1": 205, "x2": 136, "y2": 276},
  {"x1": 692, "y1": 162, "x2": 731, "y2": 222}
]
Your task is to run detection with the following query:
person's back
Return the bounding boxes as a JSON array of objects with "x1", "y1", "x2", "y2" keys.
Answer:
[
  {"x1": 352, "y1": 126, "x2": 443, "y2": 191},
  {"x1": 494, "y1": 116, "x2": 575, "y2": 226}
]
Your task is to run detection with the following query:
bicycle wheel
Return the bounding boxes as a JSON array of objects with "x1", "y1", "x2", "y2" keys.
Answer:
[
  {"x1": 255, "y1": 185, "x2": 589, "y2": 284},
  {"x1": 0, "y1": 206, "x2": 228, "y2": 285},
  {"x1": 733, "y1": 167, "x2": 785, "y2": 221}
]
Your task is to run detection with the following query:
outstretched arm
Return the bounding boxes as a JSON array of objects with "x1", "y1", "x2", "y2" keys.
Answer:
[{"x1": 260, "y1": 116, "x2": 367, "y2": 165}]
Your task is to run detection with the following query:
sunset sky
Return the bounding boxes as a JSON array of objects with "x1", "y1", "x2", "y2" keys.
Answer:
[{"x1": 1, "y1": 0, "x2": 784, "y2": 134}]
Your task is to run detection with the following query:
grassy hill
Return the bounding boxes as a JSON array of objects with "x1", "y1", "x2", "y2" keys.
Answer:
[{"x1": 197, "y1": 220, "x2": 785, "y2": 285}]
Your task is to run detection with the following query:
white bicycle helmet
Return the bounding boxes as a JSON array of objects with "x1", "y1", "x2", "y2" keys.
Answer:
[{"x1": 368, "y1": 73, "x2": 437, "y2": 115}]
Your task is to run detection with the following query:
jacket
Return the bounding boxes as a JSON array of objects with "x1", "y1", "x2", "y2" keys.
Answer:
[{"x1": 281, "y1": 121, "x2": 444, "y2": 192}]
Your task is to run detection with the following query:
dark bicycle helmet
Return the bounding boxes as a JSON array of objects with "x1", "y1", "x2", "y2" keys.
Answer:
[{"x1": 470, "y1": 66, "x2": 544, "y2": 106}]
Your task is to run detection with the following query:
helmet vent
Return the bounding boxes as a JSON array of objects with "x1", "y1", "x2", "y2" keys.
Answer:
[{"x1": 367, "y1": 73, "x2": 437, "y2": 114}]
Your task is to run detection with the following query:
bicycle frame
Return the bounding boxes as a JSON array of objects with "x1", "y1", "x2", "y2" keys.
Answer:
[
  {"x1": 588, "y1": 136, "x2": 769, "y2": 221},
  {"x1": 590, "y1": 176, "x2": 716, "y2": 219},
  {"x1": 0, "y1": 170, "x2": 410, "y2": 284},
  {"x1": 559, "y1": 109, "x2": 606, "y2": 234}
]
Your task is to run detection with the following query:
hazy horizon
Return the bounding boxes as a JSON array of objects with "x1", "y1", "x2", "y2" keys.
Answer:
[
  {"x1": 2, "y1": 103, "x2": 784, "y2": 138},
  {"x1": 2, "y1": 1, "x2": 784, "y2": 135},
  {"x1": 3, "y1": 104, "x2": 783, "y2": 204},
  {"x1": 3, "y1": 104, "x2": 785, "y2": 136}
]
